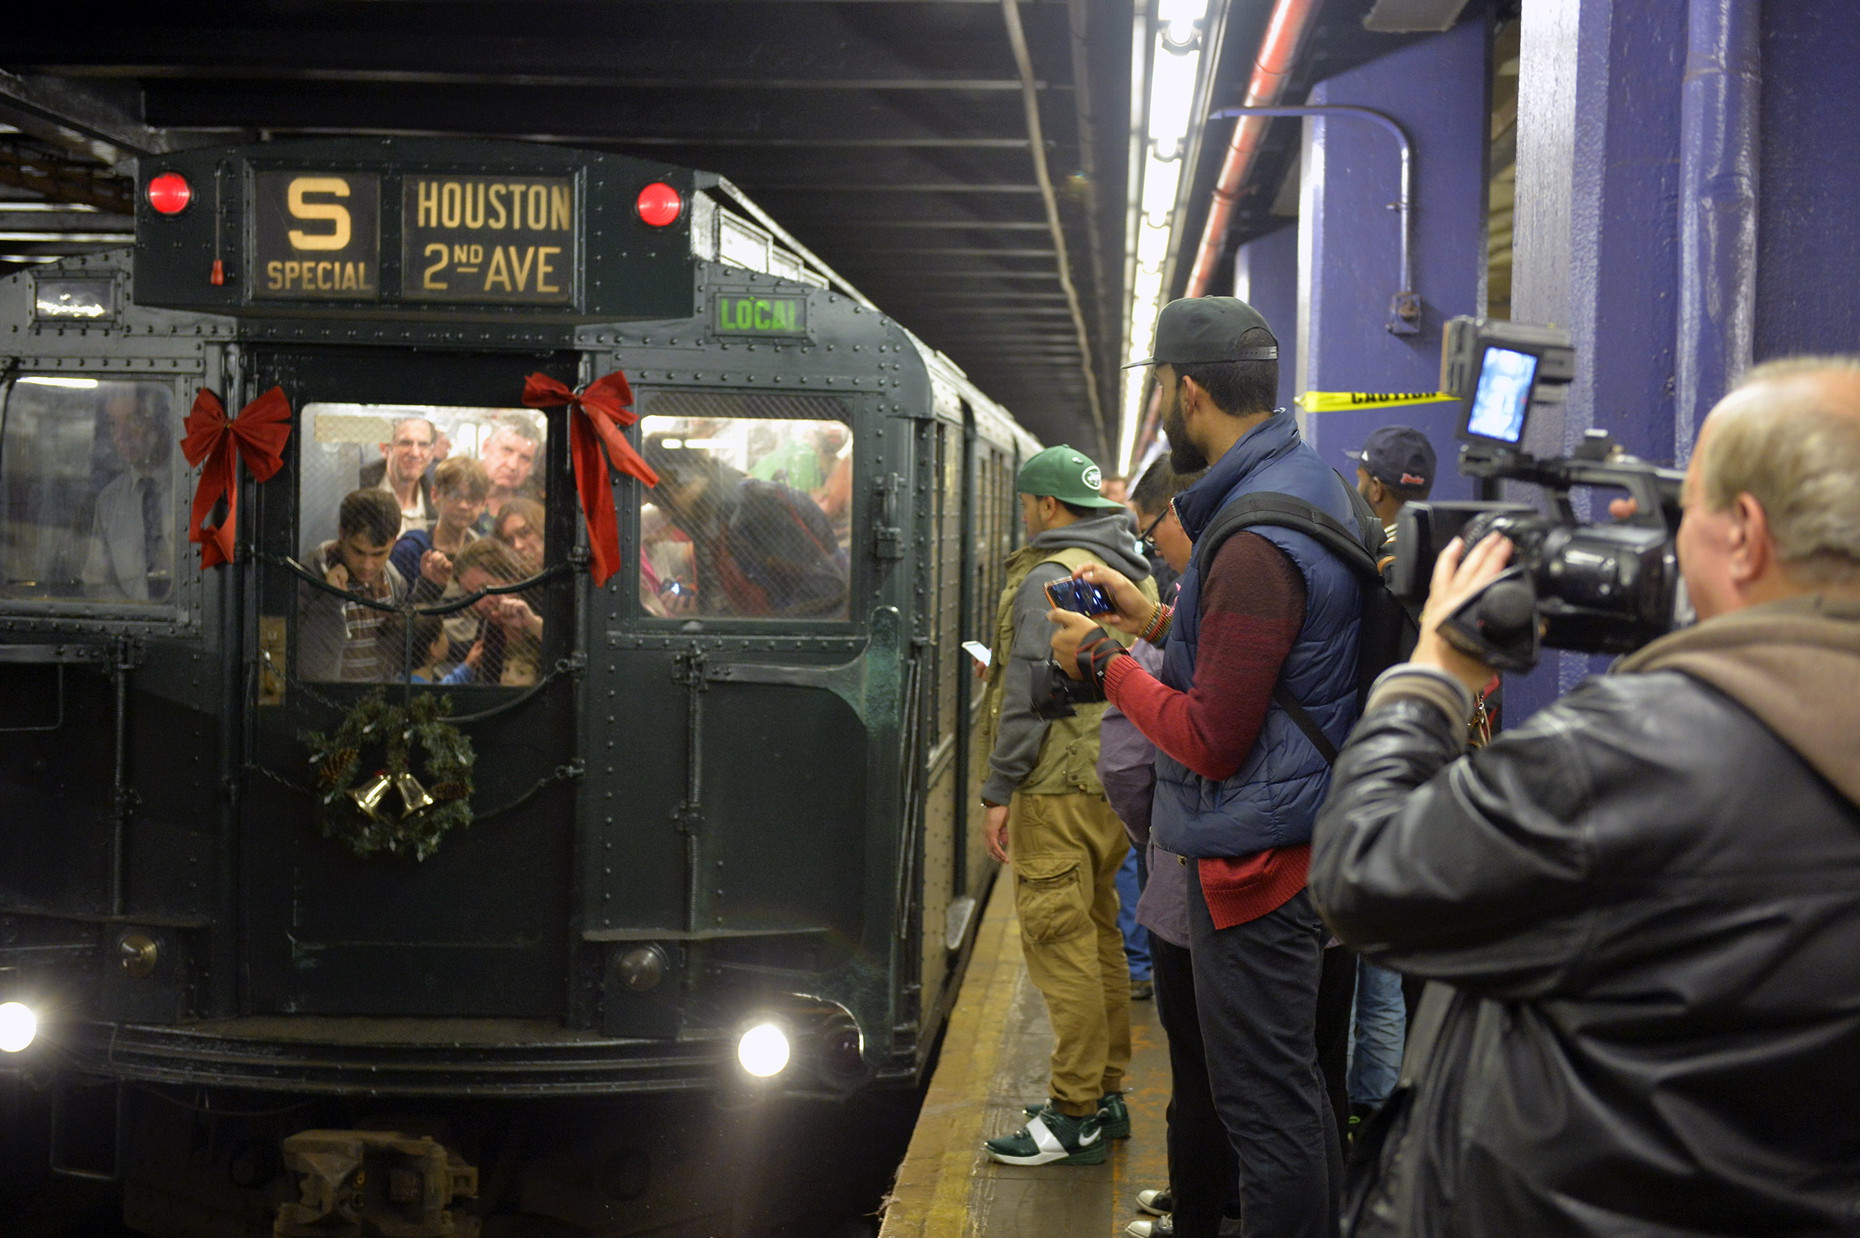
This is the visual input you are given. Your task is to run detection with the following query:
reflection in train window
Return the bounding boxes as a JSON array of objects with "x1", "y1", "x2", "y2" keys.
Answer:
[
  {"x1": 0, "y1": 377, "x2": 180, "y2": 605},
  {"x1": 295, "y1": 402, "x2": 549, "y2": 685},
  {"x1": 636, "y1": 391, "x2": 852, "y2": 621}
]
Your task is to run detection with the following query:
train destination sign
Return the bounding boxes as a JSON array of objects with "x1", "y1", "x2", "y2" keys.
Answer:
[
  {"x1": 252, "y1": 172, "x2": 382, "y2": 300},
  {"x1": 713, "y1": 292, "x2": 808, "y2": 337},
  {"x1": 402, "y1": 175, "x2": 576, "y2": 305}
]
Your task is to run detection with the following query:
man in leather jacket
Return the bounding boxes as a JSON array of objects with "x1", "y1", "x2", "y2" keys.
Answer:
[{"x1": 1310, "y1": 358, "x2": 1860, "y2": 1236}]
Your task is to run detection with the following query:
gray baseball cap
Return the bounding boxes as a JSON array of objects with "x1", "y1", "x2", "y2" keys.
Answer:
[{"x1": 1124, "y1": 296, "x2": 1280, "y2": 368}]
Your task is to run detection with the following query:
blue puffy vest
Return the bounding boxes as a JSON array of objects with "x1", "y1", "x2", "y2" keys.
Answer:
[{"x1": 1150, "y1": 413, "x2": 1363, "y2": 859}]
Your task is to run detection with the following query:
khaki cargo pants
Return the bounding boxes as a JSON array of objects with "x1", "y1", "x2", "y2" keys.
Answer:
[{"x1": 1008, "y1": 789, "x2": 1133, "y2": 1117}]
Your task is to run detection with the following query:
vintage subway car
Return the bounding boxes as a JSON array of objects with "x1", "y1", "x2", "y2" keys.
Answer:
[{"x1": 0, "y1": 137, "x2": 1037, "y2": 1234}]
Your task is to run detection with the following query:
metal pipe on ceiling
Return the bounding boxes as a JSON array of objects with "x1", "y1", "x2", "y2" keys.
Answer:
[
  {"x1": 1001, "y1": 0, "x2": 1111, "y2": 462},
  {"x1": 1184, "y1": 0, "x2": 1326, "y2": 298}
]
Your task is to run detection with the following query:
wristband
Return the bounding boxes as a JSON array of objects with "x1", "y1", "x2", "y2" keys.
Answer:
[
  {"x1": 1140, "y1": 602, "x2": 1173, "y2": 645},
  {"x1": 1075, "y1": 627, "x2": 1127, "y2": 695}
]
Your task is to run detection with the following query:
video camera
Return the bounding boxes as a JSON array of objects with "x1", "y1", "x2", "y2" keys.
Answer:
[{"x1": 1388, "y1": 318, "x2": 1689, "y2": 671}]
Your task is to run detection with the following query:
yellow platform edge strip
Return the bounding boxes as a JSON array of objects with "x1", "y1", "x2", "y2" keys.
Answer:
[{"x1": 879, "y1": 879, "x2": 1021, "y2": 1238}]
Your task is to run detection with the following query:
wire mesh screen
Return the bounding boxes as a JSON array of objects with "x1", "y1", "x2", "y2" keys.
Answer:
[
  {"x1": 637, "y1": 390, "x2": 852, "y2": 621},
  {"x1": 295, "y1": 403, "x2": 549, "y2": 686},
  {"x1": 0, "y1": 377, "x2": 182, "y2": 605}
]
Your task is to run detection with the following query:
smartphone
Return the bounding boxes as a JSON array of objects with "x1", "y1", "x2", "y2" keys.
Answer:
[
  {"x1": 960, "y1": 640, "x2": 992, "y2": 669},
  {"x1": 1044, "y1": 577, "x2": 1116, "y2": 615}
]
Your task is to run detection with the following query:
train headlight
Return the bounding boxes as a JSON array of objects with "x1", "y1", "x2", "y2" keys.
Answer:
[
  {"x1": 0, "y1": 1002, "x2": 37, "y2": 1053},
  {"x1": 736, "y1": 1022, "x2": 790, "y2": 1078}
]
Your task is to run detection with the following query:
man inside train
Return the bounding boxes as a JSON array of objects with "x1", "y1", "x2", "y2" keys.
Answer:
[
  {"x1": 1048, "y1": 297, "x2": 1363, "y2": 1236},
  {"x1": 1307, "y1": 358, "x2": 1860, "y2": 1235},
  {"x1": 80, "y1": 383, "x2": 177, "y2": 603},
  {"x1": 640, "y1": 434, "x2": 847, "y2": 619},
  {"x1": 977, "y1": 445, "x2": 1156, "y2": 1168},
  {"x1": 297, "y1": 487, "x2": 411, "y2": 682},
  {"x1": 478, "y1": 413, "x2": 544, "y2": 523},
  {"x1": 359, "y1": 414, "x2": 437, "y2": 534}
]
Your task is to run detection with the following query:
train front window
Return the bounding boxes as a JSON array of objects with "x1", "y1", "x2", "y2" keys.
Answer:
[
  {"x1": 295, "y1": 403, "x2": 550, "y2": 686},
  {"x1": 636, "y1": 391, "x2": 852, "y2": 621},
  {"x1": 0, "y1": 377, "x2": 180, "y2": 606}
]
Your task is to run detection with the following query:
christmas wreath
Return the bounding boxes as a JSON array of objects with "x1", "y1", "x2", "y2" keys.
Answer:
[{"x1": 302, "y1": 691, "x2": 475, "y2": 860}]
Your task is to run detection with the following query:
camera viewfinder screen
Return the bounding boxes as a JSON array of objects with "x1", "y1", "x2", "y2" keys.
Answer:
[{"x1": 1465, "y1": 346, "x2": 1539, "y2": 443}]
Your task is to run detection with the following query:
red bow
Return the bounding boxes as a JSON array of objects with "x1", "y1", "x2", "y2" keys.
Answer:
[
  {"x1": 180, "y1": 386, "x2": 293, "y2": 568},
  {"x1": 521, "y1": 371, "x2": 659, "y2": 588}
]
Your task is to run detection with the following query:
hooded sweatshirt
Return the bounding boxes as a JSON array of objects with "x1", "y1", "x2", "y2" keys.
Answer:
[
  {"x1": 981, "y1": 510, "x2": 1153, "y2": 806},
  {"x1": 1613, "y1": 593, "x2": 1860, "y2": 804}
]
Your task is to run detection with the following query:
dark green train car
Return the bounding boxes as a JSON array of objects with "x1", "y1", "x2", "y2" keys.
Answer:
[{"x1": 0, "y1": 139, "x2": 1038, "y2": 1233}]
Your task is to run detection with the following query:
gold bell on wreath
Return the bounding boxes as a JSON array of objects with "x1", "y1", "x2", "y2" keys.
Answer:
[
  {"x1": 396, "y1": 771, "x2": 437, "y2": 818},
  {"x1": 349, "y1": 771, "x2": 394, "y2": 821}
]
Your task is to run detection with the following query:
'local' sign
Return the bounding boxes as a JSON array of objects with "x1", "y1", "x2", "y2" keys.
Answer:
[{"x1": 713, "y1": 292, "x2": 808, "y2": 337}]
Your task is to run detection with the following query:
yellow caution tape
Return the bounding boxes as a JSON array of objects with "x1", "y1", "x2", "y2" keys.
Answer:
[{"x1": 1296, "y1": 390, "x2": 1459, "y2": 412}]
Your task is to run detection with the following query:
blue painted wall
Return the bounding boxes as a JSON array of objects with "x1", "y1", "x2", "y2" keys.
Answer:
[
  {"x1": 1233, "y1": 222, "x2": 1300, "y2": 414},
  {"x1": 1756, "y1": 5, "x2": 1860, "y2": 363},
  {"x1": 1296, "y1": 17, "x2": 1490, "y2": 400}
]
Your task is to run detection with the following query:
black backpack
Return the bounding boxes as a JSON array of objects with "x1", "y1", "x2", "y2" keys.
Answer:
[{"x1": 1189, "y1": 485, "x2": 1419, "y2": 764}]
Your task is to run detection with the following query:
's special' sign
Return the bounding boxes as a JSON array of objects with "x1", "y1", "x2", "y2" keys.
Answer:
[
  {"x1": 252, "y1": 172, "x2": 382, "y2": 300},
  {"x1": 402, "y1": 175, "x2": 576, "y2": 304}
]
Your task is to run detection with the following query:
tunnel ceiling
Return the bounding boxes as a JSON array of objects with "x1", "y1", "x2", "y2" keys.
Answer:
[
  {"x1": 0, "y1": 1, "x2": 1443, "y2": 455},
  {"x1": 0, "y1": 0, "x2": 1139, "y2": 455}
]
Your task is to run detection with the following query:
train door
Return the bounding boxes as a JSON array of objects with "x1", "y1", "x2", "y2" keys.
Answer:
[{"x1": 241, "y1": 345, "x2": 581, "y2": 1018}]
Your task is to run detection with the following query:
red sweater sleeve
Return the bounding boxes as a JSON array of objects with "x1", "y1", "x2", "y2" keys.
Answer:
[{"x1": 1103, "y1": 531, "x2": 1305, "y2": 780}]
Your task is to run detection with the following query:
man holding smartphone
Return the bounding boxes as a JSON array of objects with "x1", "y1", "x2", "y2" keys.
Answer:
[{"x1": 978, "y1": 444, "x2": 1156, "y2": 1167}]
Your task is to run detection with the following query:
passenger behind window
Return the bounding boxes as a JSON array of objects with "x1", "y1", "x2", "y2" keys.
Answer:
[
  {"x1": 642, "y1": 435, "x2": 848, "y2": 620},
  {"x1": 80, "y1": 385, "x2": 176, "y2": 603},
  {"x1": 490, "y1": 496, "x2": 545, "y2": 573},
  {"x1": 359, "y1": 415, "x2": 437, "y2": 535},
  {"x1": 390, "y1": 457, "x2": 490, "y2": 588},
  {"x1": 476, "y1": 413, "x2": 544, "y2": 528},
  {"x1": 298, "y1": 488, "x2": 410, "y2": 682},
  {"x1": 412, "y1": 538, "x2": 541, "y2": 686}
]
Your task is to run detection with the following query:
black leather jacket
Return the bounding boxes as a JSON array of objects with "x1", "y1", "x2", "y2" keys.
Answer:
[{"x1": 1311, "y1": 644, "x2": 1860, "y2": 1236}]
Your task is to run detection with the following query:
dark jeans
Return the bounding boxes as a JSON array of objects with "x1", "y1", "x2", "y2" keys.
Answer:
[
  {"x1": 1152, "y1": 935, "x2": 1238, "y2": 1238},
  {"x1": 1188, "y1": 882, "x2": 1340, "y2": 1238},
  {"x1": 1317, "y1": 944, "x2": 1359, "y2": 1154}
]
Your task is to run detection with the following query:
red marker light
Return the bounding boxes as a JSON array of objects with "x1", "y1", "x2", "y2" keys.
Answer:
[
  {"x1": 146, "y1": 172, "x2": 193, "y2": 215},
  {"x1": 636, "y1": 182, "x2": 683, "y2": 228}
]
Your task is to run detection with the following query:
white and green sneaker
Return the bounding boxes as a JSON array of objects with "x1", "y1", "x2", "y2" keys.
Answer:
[
  {"x1": 984, "y1": 1104, "x2": 1107, "y2": 1166},
  {"x1": 1023, "y1": 1091, "x2": 1130, "y2": 1139}
]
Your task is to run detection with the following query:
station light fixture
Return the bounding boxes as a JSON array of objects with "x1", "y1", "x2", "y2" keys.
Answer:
[
  {"x1": 0, "y1": 1001, "x2": 36, "y2": 1053},
  {"x1": 1119, "y1": 0, "x2": 1214, "y2": 474},
  {"x1": 636, "y1": 182, "x2": 684, "y2": 228},
  {"x1": 736, "y1": 1021, "x2": 791, "y2": 1078},
  {"x1": 146, "y1": 172, "x2": 193, "y2": 216}
]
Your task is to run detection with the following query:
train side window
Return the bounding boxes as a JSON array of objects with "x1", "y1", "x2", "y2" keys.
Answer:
[
  {"x1": 294, "y1": 402, "x2": 550, "y2": 685},
  {"x1": 635, "y1": 390, "x2": 851, "y2": 621},
  {"x1": 0, "y1": 377, "x2": 180, "y2": 606}
]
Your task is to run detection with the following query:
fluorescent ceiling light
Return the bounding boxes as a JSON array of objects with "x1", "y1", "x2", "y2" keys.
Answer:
[{"x1": 18, "y1": 376, "x2": 100, "y2": 389}]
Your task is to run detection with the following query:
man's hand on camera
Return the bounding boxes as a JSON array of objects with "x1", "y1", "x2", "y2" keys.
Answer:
[
  {"x1": 1068, "y1": 563, "x2": 1148, "y2": 635},
  {"x1": 1047, "y1": 609, "x2": 1101, "y2": 679},
  {"x1": 1412, "y1": 533, "x2": 1515, "y2": 695}
]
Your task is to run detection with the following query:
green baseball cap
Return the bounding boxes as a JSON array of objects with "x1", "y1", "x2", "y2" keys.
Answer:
[
  {"x1": 1016, "y1": 445, "x2": 1124, "y2": 508},
  {"x1": 1124, "y1": 296, "x2": 1279, "y2": 368}
]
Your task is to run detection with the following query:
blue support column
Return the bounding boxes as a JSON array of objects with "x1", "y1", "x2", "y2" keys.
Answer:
[
  {"x1": 1756, "y1": 7, "x2": 1860, "y2": 363},
  {"x1": 1506, "y1": 0, "x2": 1686, "y2": 722},
  {"x1": 1295, "y1": 17, "x2": 1490, "y2": 421},
  {"x1": 1233, "y1": 223, "x2": 1300, "y2": 414}
]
